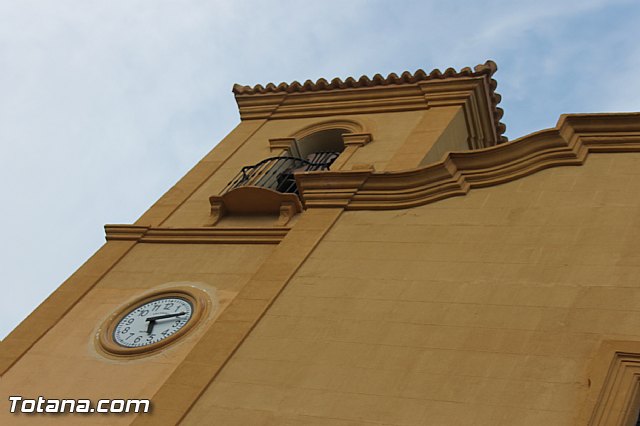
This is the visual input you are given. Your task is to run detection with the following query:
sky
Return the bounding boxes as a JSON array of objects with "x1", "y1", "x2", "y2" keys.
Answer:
[{"x1": 1, "y1": 0, "x2": 639, "y2": 340}]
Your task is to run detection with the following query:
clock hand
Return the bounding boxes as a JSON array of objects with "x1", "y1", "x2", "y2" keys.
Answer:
[
  {"x1": 146, "y1": 312, "x2": 186, "y2": 334},
  {"x1": 144, "y1": 312, "x2": 186, "y2": 334},
  {"x1": 146, "y1": 319, "x2": 155, "y2": 334},
  {"x1": 145, "y1": 312, "x2": 186, "y2": 322}
]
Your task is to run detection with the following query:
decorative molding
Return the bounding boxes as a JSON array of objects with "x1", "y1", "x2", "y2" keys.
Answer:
[
  {"x1": 268, "y1": 88, "x2": 428, "y2": 119},
  {"x1": 209, "y1": 186, "x2": 303, "y2": 226},
  {"x1": 233, "y1": 61, "x2": 505, "y2": 144},
  {"x1": 581, "y1": 340, "x2": 640, "y2": 426},
  {"x1": 104, "y1": 224, "x2": 289, "y2": 244},
  {"x1": 209, "y1": 201, "x2": 226, "y2": 225},
  {"x1": 232, "y1": 62, "x2": 498, "y2": 95},
  {"x1": 267, "y1": 132, "x2": 372, "y2": 153},
  {"x1": 295, "y1": 170, "x2": 372, "y2": 208},
  {"x1": 330, "y1": 133, "x2": 373, "y2": 171},
  {"x1": 342, "y1": 132, "x2": 372, "y2": 147},
  {"x1": 295, "y1": 113, "x2": 640, "y2": 210},
  {"x1": 292, "y1": 119, "x2": 365, "y2": 140},
  {"x1": 418, "y1": 78, "x2": 500, "y2": 149},
  {"x1": 278, "y1": 201, "x2": 299, "y2": 226},
  {"x1": 269, "y1": 123, "x2": 370, "y2": 168},
  {"x1": 351, "y1": 163, "x2": 376, "y2": 171},
  {"x1": 268, "y1": 137, "x2": 296, "y2": 152},
  {"x1": 104, "y1": 225, "x2": 148, "y2": 240}
]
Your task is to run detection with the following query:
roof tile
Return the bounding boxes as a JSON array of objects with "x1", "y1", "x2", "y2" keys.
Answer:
[{"x1": 233, "y1": 60, "x2": 506, "y2": 141}]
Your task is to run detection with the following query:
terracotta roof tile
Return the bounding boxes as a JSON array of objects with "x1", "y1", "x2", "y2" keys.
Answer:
[{"x1": 233, "y1": 60, "x2": 506, "y2": 142}]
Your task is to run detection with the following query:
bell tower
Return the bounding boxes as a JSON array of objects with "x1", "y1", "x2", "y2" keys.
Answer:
[
  {"x1": 0, "y1": 60, "x2": 503, "y2": 425},
  {"x1": 5, "y1": 61, "x2": 640, "y2": 425}
]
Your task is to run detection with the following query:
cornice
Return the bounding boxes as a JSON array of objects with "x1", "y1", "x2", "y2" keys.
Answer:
[
  {"x1": 233, "y1": 61, "x2": 498, "y2": 95},
  {"x1": 233, "y1": 61, "x2": 505, "y2": 145},
  {"x1": 104, "y1": 225, "x2": 289, "y2": 244},
  {"x1": 296, "y1": 113, "x2": 640, "y2": 210}
]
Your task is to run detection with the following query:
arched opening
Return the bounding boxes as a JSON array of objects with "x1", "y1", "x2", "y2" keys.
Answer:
[
  {"x1": 289, "y1": 128, "x2": 347, "y2": 160},
  {"x1": 271, "y1": 128, "x2": 346, "y2": 193},
  {"x1": 223, "y1": 128, "x2": 348, "y2": 196}
]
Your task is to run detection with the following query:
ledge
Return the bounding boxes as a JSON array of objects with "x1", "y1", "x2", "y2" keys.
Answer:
[
  {"x1": 104, "y1": 225, "x2": 290, "y2": 244},
  {"x1": 209, "y1": 186, "x2": 303, "y2": 226},
  {"x1": 296, "y1": 112, "x2": 640, "y2": 210}
]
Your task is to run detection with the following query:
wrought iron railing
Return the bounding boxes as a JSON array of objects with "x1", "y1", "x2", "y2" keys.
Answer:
[{"x1": 223, "y1": 152, "x2": 340, "y2": 195}]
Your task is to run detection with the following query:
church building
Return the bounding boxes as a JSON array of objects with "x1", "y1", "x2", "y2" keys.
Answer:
[{"x1": 2, "y1": 61, "x2": 640, "y2": 425}]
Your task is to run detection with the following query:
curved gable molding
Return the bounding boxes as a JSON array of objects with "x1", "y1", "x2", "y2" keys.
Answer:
[{"x1": 296, "y1": 113, "x2": 640, "y2": 210}]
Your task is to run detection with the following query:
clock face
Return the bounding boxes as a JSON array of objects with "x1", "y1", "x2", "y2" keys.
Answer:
[
  {"x1": 113, "y1": 297, "x2": 193, "y2": 348},
  {"x1": 98, "y1": 288, "x2": 207, "y2": 356}
]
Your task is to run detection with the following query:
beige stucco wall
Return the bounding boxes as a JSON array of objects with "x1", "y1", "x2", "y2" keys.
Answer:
[
  {"x1": 0, "y1": 243, "x2": 274, "y2": 425},
  {"x1": 181, "y1": 152, "x2": 640, "y2": 425},
  {"x1": 420, "y1": 106, "x2": 469, "y2": 165}
]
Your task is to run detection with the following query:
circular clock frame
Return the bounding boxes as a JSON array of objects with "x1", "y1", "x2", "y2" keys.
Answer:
[{"x1": 97, "y1": 287, "x2": 208, "y2": 356}]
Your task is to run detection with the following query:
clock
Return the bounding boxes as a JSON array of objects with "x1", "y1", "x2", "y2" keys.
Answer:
[{"x1": 97, "y1": 288, "x2": 208, "y2": 356}]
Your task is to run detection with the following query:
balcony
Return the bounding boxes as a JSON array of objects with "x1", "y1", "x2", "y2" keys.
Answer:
[
  {"x1": 210, "y1": 152, "x2": 340, "y2": 226},
  {"x1": 222, "y1": 152, "x2": 340, "y2": 196}
]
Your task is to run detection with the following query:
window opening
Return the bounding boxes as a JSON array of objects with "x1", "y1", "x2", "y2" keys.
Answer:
[{"x1": 223, "y1": 129, "x2": 347, "y2": 196}]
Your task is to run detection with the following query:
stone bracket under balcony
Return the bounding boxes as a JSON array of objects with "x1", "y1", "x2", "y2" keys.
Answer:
[{"x1": 209, "y1": 186, "x2": 303, "y2": 226}]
